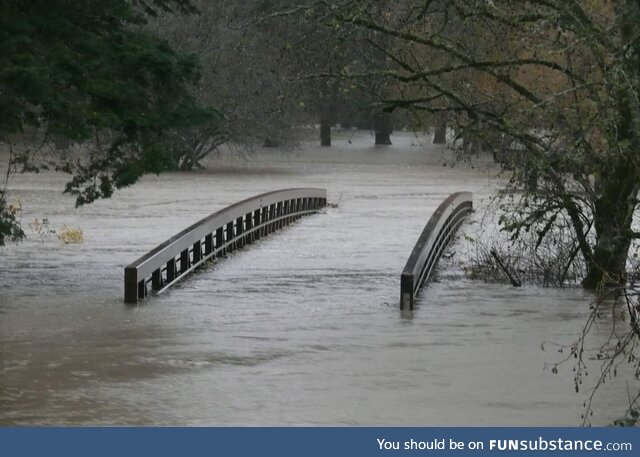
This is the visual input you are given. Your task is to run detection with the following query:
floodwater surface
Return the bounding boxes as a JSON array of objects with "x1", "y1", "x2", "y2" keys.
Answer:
[{"x1": 0, "y1": 132, "x2": 634, "y2": 425}]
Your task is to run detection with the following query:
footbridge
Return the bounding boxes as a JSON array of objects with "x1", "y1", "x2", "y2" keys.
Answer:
[
  {"x1": 124, "y1": 189, "x2": 471, "y2": 307},
  {"x1": 400, "y1": 192, "x2": 473, "y2": 310},
  {"x1": 124, "y1": 188, "x2": 327, "y2": 303}
]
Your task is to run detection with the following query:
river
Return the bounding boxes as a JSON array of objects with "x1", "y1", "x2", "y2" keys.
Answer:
[{"x1": 0, "y1": 131, "x2": 633, "y2": 425}]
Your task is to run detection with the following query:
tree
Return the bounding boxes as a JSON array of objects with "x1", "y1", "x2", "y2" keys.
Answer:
[
  {"x1": 232, "y1": 0, "x2": 398, "y2": 148},
  {"x1": 152, "y1": 0, "x2": 314, "y2": 160},
  {"x1": 0, "y1": 0, "x2": 219, "y2": 244},
  {"x1": 432, "y1": 114, "x2": 447, "y2": 144},
  {"x1": 318, "y1": 0, "x2": 640, "y2": 423},
  {"x1": 153, "y1": 0, "x2": 400, "y2": 154},
  {"x1": 323, "y1": 0, "x2": 640, "y2": 290},
  {"x1": 252, "y1": 0, "x2": 387, "y2": 147}
]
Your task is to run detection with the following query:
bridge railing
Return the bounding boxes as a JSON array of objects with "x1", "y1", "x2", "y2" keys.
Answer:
[
  {"x1": 400, "y1": 192, "x2": 473, "y2": 310},
  {"x1": 124, "y1": 188, "x2": 327, "y2": 303}
]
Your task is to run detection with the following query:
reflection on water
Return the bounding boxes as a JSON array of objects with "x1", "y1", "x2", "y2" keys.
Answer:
[{"x1": 0, "y1": 132, "x2": 635, "y2": 425}]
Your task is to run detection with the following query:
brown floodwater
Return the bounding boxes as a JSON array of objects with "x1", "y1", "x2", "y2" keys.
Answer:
[{"x1": 0, "y1": 132, "x2": 635, "y2": 425}]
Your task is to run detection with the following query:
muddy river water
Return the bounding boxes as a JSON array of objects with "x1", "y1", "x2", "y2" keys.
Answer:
[{"x1": 0, "y1": 132, "x2": 633, "y2": 425}]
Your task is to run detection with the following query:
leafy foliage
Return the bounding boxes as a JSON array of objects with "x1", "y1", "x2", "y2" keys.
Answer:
[
  {"x1": 0, "y1": 0, "x2": 220, "y2": 217},
  {"x1": 0, "y1": 191, "x2": 24, "y2": 244}
]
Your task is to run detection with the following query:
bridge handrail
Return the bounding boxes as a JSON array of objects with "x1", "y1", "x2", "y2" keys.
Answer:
[
  {"x1": 400, "y1": 191, "x2": 473, "y2": 310},
  {"x1": 125, "y1": 188, "x2": 327, "y2": 303}
]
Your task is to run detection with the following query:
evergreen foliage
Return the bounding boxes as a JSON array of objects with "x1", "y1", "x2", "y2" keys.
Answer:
[{"x1": 0, "y1": 0, "x2": 220, "y2": 243}]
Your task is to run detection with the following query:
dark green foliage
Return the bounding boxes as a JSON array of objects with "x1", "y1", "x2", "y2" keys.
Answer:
[
  {"x1": 0, "y1": 190, "x2": 24, "y2": 244},
  {"x1": 0, "y1": 0, "x2": 220, "y2": 220}
]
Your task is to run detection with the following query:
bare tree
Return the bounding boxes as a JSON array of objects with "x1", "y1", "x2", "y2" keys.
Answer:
[
  {"x1": 152, "y1": 0, "x2": 307, "y2": 166},
  {"x1": 321, "y1": 0, "x2": 640, "y2": 290}
]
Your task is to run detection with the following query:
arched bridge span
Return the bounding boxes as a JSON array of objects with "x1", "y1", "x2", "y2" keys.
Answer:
[
  {"x1": 124, "y1": 188, "x2": 327, "y2": 303},
  {"x1": 400, "y1": 192, "x2": 473, "y2": 310}
]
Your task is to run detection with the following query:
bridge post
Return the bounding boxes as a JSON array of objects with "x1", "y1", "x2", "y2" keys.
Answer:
[
  {"x1": 167, "y1": 258, "x2": 176, "y2": 282},
  {"x1": 138, "y1": 280, "x2": 146, "y2": 300},
  {"x1": 226, "y1": 222, "x2": 234, "y2": 252},
  {"x1": 268, "y1": 204, "x2": 275, "y2": 233},
  {"x1": 277, "y1": 202, "x2": 283, "y2": 229},
  {"x1": 180, "y1": 249, "x2": 190, "y2": 274},
  {"x1": 215, "y1": 227, "x2": 224, "y2": 256},
  {"x1": 260, "y1": 207, "x2": 268, "y2": 236},
  {"x1": 193, "y1": 240, "x2": 202, "y2": 263},
  {"x1": 253, "y1": 209, "x2": 261, "y2": 240},
  {"x1": 204, "y1": 234, "x2": 213, "y2": 257},
  {"x1": 152, "y1": 269, "x2": 162, "y2": 291},
  {"x1": 245, "y1": 212, "x2": 253, "y2": 244},
  {"x1": 124, "y1": 267, "x2": 139, "y2": 304},
  {"x1": 236, "y1": 216, "x2": 244, "y2": 248},
  {"x1": 400, "y1": 274, "x2": 414, "y2": 310}
]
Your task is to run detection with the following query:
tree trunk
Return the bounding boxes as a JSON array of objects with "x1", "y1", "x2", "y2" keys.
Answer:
[
  {"x1": 582, "y1": 5, "x2": 640, "y2": 289},
  {"x1": 263, "y1": 137, "x2": 280, "y2": 148},
  {"x1": 320, "y1": 79, "x2": 339, "y2": 147},
  {"x1": 433, "y1": 116, "x2": 447, "y2": 144},
  {"x1": 582, "y1": 173, "x2": 638, "y2": 289},
  {"x1": 320, "y1": 114, "x2": 331, "y2": 147},
  {"x1": 374, "y1": 112, "x2": 392, "y2": 145},
  {"x1": 375, "y1": 131, "x2": 391, "y2": 145},
  {"x1": 582, "y1": 232, "x2": 632, "y2": 289},
  {"x1": 462, "y1": 128, "x2": 481, "y2": 155}
]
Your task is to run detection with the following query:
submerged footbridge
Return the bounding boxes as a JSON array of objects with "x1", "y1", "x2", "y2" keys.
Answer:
[
  {"x1": 124, "y1": 188, "x2": 327, "y2": 303},
  {"x1": 124, "y1": 189, "x2": 471, "y2": 306},
  {"x1": 400, "y1": 192, "x2": 473, "y2": 310}
]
